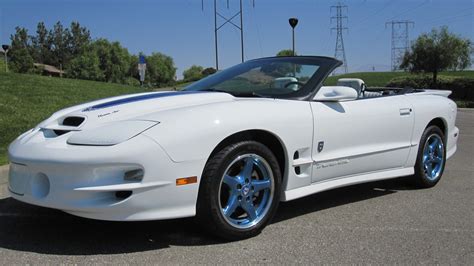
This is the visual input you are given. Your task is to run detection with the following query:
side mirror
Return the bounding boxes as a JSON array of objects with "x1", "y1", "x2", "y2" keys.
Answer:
[{"x1": 313, "y1": 86, "x2": 358, "y2": 102}]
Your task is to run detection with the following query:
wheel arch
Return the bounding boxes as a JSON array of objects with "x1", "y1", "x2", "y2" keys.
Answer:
[
  {"x1": 205, "y1": 129, "x2": 288, "y2": 183},
  {"x1": 426, "y1": 117, "x2": 447, "y2": 138}
]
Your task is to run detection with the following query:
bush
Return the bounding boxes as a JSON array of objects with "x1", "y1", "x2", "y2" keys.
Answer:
[
  {"x1": 386, "y1": 75, "x2": 432, "y2": 89},
  {"x1": 123, "y1": 77, "x2": 140, "y2": 87},
  {"x1": 386, "y1": 75, "x2": 474, "y2": 101},
  {"x1": 183, "y1": 65, "x2": 204, "y2": 82}
]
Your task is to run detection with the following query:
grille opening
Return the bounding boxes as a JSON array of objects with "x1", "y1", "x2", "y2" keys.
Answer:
[
  {"x1": 53, "y1": 130, "x2": 69, "y2": 136},
  {"x1": 295, "y1": 166, "x2": 301, "y2": 175},
  {"x1": 293, "y1": 151, "x2": 299, "y2": 160},
  {"x1": 62, "y1": 116, "x2": 85, "y2": 127},
  {"x1": 115, "y1": 191, "x2": 132, "y2": 200}
]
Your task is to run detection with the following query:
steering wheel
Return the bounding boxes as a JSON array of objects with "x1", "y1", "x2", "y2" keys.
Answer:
[{"x1": 284, "y1": 81, "x2": 305, "y2": 89}]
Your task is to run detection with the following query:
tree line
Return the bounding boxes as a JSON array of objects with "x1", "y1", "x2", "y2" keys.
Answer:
[
  {"x1": 6, "y1": 23, "x2": 472, "y2": 88},
  {"x1": 8, "y1": 21, "x2": 177, "y2": 87}
]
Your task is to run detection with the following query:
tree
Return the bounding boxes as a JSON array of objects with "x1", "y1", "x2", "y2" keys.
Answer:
[
  {"x1": 49, "y1": 21, "x2": 72, "y2": 68},
  {"x1": 202, "y1": 67, "x2": 217, "y2": 77},
  {"x1": 276, "y1": 49, "x2": 296, "y2": 57},
  {"x1": 31, "y1": 22, "x2": 52, "y2": 64},
  {"x1": 65, "y1": 51, "x2": 104, "y2": 81},
  {"x1": 9, "y1": 27, "x2": 35, "y2": 73},
  {"x1": 401, "y1": 26, "x2": 472, "y2": 86},
  {"x1": 68, "y1": 22, "x2": 91, "y2": 58},
  {"x1": 146, "y1": 52, "x2": 176, "y2": 86},
  {"x1": 91, "y1": 39, "x2": 131, "y2": 83},
  {"x1": 183, "y1": 65, "x2": 204, "y2": 82}
]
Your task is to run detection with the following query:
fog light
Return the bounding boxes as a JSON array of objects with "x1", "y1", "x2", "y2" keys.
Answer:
[
  {"x1": 31, "y1": 173, "x2": 50, "y2": 198},
  {"x1": 115, "y1": 191, "x2": 132, "y2": 199},
  {"x1": 124, "y1": 169, "x2": 144, "y2": 181}
]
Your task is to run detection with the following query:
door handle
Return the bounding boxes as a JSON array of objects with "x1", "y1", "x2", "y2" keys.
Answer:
[{"x1": 399, "y1": 108, "x2": 412, "y2": 116}]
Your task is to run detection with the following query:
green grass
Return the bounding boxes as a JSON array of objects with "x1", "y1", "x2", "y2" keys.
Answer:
[
  {"x1": 324, "y1": 70, "x2": 474, "y2": 86},
  {"x1": 0, "y1": 72, "x2": 147, "y2": 165},
  {"x1": 0, "y1": 56, "x2": 5, "y2": 72}
]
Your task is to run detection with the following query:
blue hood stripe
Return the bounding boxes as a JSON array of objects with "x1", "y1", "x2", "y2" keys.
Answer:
[{"x1": 83, "y1": 91, "x2": 207, "y2": 112}]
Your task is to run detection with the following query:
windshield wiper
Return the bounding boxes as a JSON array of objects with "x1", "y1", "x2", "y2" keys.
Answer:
[
  {"x1": 200, "y1": 88, "x2": 267, "y2": 98},
  {"x1": 232, "y1": 91, "x2": 267, "y2": 98},
  {"x1": 200, "y1": 88, "x2": 231, "y2": 93}
]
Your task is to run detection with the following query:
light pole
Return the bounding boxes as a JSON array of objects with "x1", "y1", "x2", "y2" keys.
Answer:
[
  {"x1": 2, "y1": 45, "x2": 9, "y2": 72},
  {"x1": 288, "y1": 18, "x2": 298, "y2": 56}
]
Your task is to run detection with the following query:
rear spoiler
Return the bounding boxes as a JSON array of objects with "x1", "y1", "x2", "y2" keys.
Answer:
[{"x1": 418, "y1": 89, "x2": 452, "y2": 97}]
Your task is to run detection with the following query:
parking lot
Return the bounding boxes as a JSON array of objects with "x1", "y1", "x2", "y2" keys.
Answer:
[{"x1": 0, "y1": 109, "x2": 472, "y2": 264}]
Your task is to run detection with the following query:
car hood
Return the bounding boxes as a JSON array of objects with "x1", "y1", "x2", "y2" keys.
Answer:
[{"x1": 37, "y1": 91, "x2": 235, "y2": 131}]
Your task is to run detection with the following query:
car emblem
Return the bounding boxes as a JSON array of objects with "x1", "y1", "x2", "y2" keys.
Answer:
[
  {"x1": 242, "y1": 185, "x2": 250, "y2": 196},
  {"x1": 318, "y1": 141, "x2": 324, "y2": 152}
]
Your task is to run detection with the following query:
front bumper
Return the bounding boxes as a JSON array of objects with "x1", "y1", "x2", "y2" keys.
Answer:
[{"x1": 8, "y1": 130, "x2": 204, "y2": 221}]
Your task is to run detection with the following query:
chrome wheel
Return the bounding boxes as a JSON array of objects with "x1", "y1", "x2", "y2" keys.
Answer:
[
  {"x1": 422, "y1": 134, "x2": 445, "y2": 181},
  {"x1": 218, "y1": 154, "x2": 275, "y2": 229}
]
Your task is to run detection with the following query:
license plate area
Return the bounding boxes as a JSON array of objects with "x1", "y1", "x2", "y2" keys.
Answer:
[{"x1": 8, "y1": 163, "x2": 30, "y2": 195}]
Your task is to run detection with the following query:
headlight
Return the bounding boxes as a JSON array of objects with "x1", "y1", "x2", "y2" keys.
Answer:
[{"x1": 67, "y1": 120, "x2": 159, "y2": 146}]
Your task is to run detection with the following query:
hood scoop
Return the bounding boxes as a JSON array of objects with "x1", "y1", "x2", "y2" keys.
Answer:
[{"x1": 62, "y1": 116, "x2": 85, "y2": 127}]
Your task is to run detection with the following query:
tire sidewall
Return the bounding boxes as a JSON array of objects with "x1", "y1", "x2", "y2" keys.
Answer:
[
  {"x1": 199, "y1": 141, "x2": 282, "y2": 239},
  {"x1": 414, "y1": 126, "x2": 446, "y2": 187}
]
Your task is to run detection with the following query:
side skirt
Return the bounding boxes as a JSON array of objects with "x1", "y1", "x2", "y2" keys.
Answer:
[{"x1": 282, "y1": 167, "x2": 414, "y2": 202}]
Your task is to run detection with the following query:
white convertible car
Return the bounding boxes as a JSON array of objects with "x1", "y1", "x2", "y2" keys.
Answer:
[{"x1": 8, "y1": 56, "x2": 459, "y2": 239}]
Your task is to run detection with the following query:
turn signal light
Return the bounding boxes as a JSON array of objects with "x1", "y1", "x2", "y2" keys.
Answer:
[{"x1": 176, "y1": 176, "x2": 197, "y2": 186}]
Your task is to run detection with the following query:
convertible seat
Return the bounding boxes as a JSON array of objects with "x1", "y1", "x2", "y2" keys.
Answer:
[
  {"x1": 337, "y1": 78, "x2": 365, "y2": 97},
  {"x1": 337, "y1": 78, "x2": 383, "y2": 98},
  {"x1": 363, "y1": 91, "x2": 383, "y2": 98}
]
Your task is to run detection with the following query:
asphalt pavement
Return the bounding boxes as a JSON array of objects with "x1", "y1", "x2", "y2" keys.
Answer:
[{"x1": 0, "y1": 109, "x2": 472, "y2": 264}]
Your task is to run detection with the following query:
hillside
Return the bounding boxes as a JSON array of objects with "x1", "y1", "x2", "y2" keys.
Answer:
[
  {"x1": 0, "y1": 72, "x2": 147, "y2": 165},
  {"x1": 0, "y1": 56, "x2": 5, "y2": 72}
]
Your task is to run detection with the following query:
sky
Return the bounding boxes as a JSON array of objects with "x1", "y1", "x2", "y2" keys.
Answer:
[{"x1": 0, "y1": 0, "x2": 473, "y2": 77}]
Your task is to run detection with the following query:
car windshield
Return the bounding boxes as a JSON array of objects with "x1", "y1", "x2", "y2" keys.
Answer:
[{"x1": 184, "y1": 57, "x2": 338, "y2": 99}]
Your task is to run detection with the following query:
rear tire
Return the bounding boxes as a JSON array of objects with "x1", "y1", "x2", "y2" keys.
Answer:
[
  {"x1": 196, "y1": 141, "x2": 281, "y2": 240},
  {"x1": 413, "y1": 126, "x2": 446, "y2": 188}
]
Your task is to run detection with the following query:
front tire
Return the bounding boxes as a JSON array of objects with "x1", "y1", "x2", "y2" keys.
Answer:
[
  {"x1": 413, "y1": 126, "x2": 446, "y2": 188},
  {"x1": 197, "y1": 141, "x2": 281, "y2": 240}
]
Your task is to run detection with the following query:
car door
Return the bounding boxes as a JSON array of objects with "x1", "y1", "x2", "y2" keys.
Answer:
[{"x1": 310, "y1": 95, "x2": 414, "y2": 183}]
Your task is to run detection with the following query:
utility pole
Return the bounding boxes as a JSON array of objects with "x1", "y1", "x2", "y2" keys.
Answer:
[
  {"x1": 331, "y1": 3, "x2": 349, "y2": 74},
  {"x1": 386, "y1": 20, "x2": 414, "y2": 71},
  {"x1": 203, "y1": 0, "x2": 254, "y2": 70}
]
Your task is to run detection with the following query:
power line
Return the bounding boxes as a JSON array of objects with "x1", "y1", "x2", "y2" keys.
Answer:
[
  {"x1": 331, "y1": 2, "x2": 349, "y2": 74},
  {"x1": 247, "y1": 1, "x2": 263, "y2": 57},
  {"x1": 420, "y1": 10, "x2": 473, "y2": 25},
  {"x1": 201, "y1": 0, "x2": 255, "y2": 70},
  {"x1": 386, "y1": 0, "x2": 429, "y2": 21},
  {"x1": 386, "y1": 20, "x2": 414, "y2": 71},
  {"x1": 351, "y1": 0, "x2": 393, "y2": 30}
]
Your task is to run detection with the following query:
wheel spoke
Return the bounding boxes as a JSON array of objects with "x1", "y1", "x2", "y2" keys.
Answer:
[
  {"x1": 430, "y1": 138, "x2": 439, "y2": 151},
  {"x1": 425, "y1": 162, "x2": 433, "y2": 177},
  {"x1": 241, "y1": 200, "x2": 257, "y2": 220},
  {"x1": 422, "y1": 154, "x2": 429, "y2": 163},
  {"x1": 432, "y1": 156, "x2": 442, "y2": 164},
  {"x1": 223, "y1": 174, "x2": 239, "y2": 188},
  {"x1": 223, "y1": 194, "x2": 239, "y2": 217},
  {"x1": 252, "y1": 179, "x2": 271, "y2": 193},
  {"x1": 240, "y1": 157, "x2": 254, "y2": 179}
]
